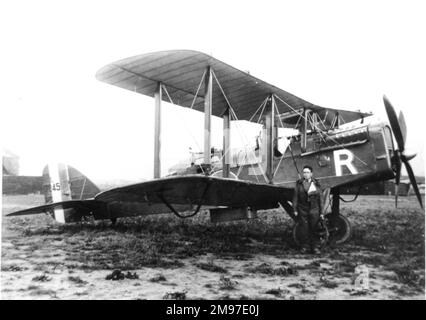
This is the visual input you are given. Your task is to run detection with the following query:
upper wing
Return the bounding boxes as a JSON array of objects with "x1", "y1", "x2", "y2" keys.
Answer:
[
  {"x1": 96, "y1": 50, "x2": 371, "y2": 126},
  {"x1": 95, "y1": 175, "x2": 293, "y2": 210}
]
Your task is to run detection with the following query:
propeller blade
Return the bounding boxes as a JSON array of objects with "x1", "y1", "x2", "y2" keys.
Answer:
[
  {"x1": 383, "y1": 95, "x2": 405, "y2": 152},
  {"x1": 395, "y1": 161, "x2": 401, "y2": 185},
  {"x1": 398, "y1": 111, "x2": 407, "y2": 145},
  {"x1": 395, "y1": 161, "x2": 401, "y2": 208},
  {"x1": 401, "y1": 156, "x2": 423, "y2": 209},
  {"x1": 394, "y1": 184, "x2": 399, "y2": 208},
  {"x1": 403, "y1": 152, "x2": 417, "y2": 161}
]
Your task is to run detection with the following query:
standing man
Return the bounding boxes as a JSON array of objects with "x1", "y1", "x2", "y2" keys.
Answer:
[{"x1": 293, "y1": 165, "x2": 324, "y2": 254}]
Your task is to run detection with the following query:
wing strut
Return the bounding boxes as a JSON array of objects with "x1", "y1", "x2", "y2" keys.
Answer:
[
  {"x1": 204, "y1": 66, "x2": 213, "y2": 165},
  {"x1": 222, "y1": 107, "x2": 231, "y2": 177},
  {"x1": 265, "y1": 95, "x2": 275, "y2": 183},
  {"x1": 154, "y1": 82, "x2": 162, "y2": 178}
]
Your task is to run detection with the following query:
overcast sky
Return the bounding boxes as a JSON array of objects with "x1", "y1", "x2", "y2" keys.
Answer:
[{"x1": 1, "y1": 0, "x2": 425, "y2": 184}]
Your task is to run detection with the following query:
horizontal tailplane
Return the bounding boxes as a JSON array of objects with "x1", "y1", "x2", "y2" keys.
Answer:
[{"x1": 6, "y1": 200, "x2": 106, "y2": 223}]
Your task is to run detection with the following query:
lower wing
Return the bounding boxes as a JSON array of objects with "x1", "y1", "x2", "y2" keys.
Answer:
[
  {"x1": 95, "y1": 175, "x2": 294, "y2": 210},
  {"x1": 6, "y1": 175, "x2": 294, "y2": 222}
]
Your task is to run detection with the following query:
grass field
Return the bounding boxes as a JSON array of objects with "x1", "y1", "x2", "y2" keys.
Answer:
[{"x1": 1, "y1": 194, "x2": 424, "y2": 300}]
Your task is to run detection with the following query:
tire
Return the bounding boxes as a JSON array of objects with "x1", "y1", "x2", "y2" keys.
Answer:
[{"x1": 324, "y1": 213, "x2": 351, "y2": 244}]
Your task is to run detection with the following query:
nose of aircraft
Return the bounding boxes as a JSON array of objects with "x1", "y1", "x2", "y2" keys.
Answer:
[{"x1": 383, "y1": 95, "x2": 423, "y2": 208}]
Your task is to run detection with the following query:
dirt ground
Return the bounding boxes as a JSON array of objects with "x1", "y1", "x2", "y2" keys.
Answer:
[{"x1": 1, "y1": 194, "x2": 425, "y2": 300}]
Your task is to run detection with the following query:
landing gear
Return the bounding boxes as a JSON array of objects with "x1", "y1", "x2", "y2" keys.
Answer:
[
  {"x1": 290, "y1": 188, "x2": 352, "y2": 247},
  {"x1": 292, "y1": 216, "x2": 329, "y2": 249},
  {"x1": 328, "y1": 188, "x2": 352, "y2": 244},
  {"x1": 292, "y1": 213, "x2": 351, "y2": 247},
  {"x1": 324, "y1": 213, "x2": 351, "y2": 244}
]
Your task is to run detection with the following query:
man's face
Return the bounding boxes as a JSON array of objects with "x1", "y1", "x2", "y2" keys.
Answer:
[{"x1": 303, "y1": 169, "x2": 312, "y2": 180}]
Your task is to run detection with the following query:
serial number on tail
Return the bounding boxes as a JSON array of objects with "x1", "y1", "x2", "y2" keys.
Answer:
[{"x1": 51, "y1": 182, "x2": 61, "y2": 191}]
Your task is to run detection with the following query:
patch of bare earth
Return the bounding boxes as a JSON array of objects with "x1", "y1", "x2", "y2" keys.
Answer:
[{"x1": 2, "y1": 194, "x2": 424, "y2": 299}]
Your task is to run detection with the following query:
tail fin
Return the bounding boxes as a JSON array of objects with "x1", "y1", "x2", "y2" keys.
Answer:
[{"x1": 42, "y1": 163, "x2": 100, "y2": 223}]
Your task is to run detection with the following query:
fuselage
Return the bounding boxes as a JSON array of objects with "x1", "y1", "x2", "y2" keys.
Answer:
[
  {"x1": 38, "y1": 122, "x2": 398, "y2": 223},
  {"x1": 218, "y1": 122, "x2": 396, "y2": 190}
]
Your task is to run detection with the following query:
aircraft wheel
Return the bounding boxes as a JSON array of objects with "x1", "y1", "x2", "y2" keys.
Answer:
[
  {"x1": 292, "y1": 218, "x2": 329, "y2": 249},
  {"x1": 324, "y1": 213, "x2": 351, "y2": 244}
]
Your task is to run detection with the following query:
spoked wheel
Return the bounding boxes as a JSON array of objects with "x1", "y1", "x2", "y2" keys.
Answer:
[
  {"x1": 324, "y1": 213, "x2": 351, "y2": 245},
  {"x1": 292, "y1": 217, "x2": 329, "y2": 249}
]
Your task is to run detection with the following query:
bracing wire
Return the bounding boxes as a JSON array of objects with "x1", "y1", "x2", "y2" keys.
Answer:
[
  {"x1": 212, "y1": 70, "x2": 268, "y2": 183},
  {"x1": 190, "y1": 69, "x2": 207, "y2": 109},
  {"x1": 273, "y1": 94, "x2": 370, "y2": 168},
  {"x1": 161, "y1": 84, "x2": 205, "y2": 174},
  {"x1": 273, "y1": 98, "x2": 290, "y2": 178}
]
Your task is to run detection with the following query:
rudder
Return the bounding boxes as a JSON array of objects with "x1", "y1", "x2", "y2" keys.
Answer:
[{"x1": 42, "y1": 163, "x2": 100, "y2": 223}]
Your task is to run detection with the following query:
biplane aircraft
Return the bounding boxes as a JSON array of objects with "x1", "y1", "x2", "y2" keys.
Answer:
[{"x1": 7, "y1": 50, "x2": 423, "y2": 245}]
